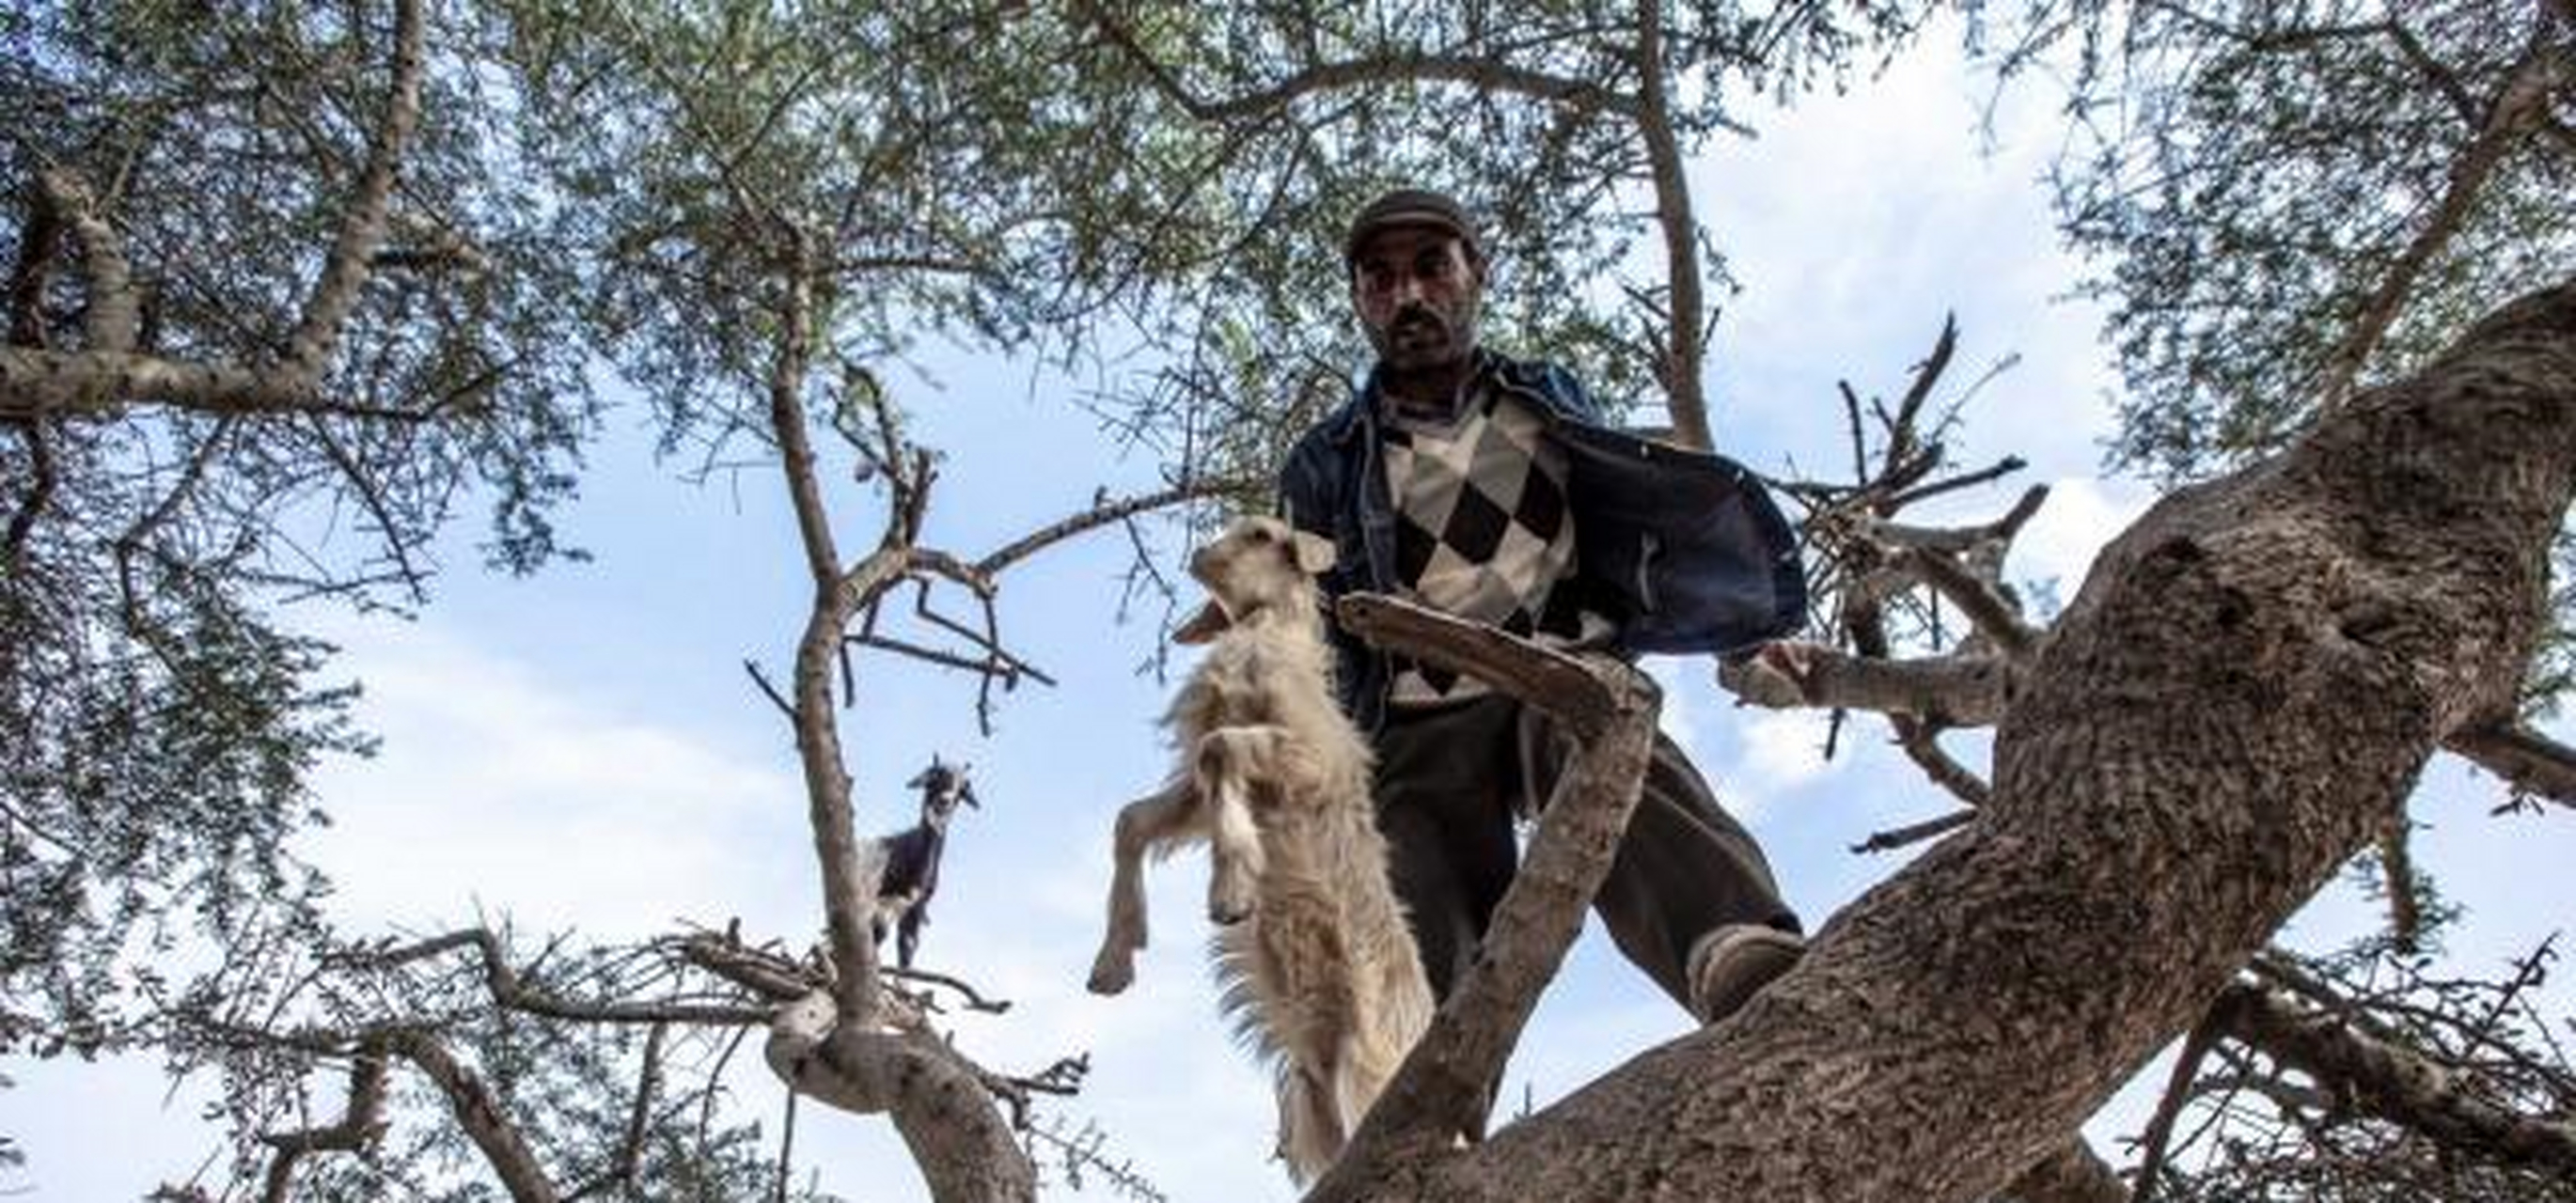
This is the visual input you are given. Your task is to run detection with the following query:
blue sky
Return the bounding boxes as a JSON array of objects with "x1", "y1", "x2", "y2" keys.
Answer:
[{"x1": 6, "y1": 23, "x2": 2571, "y2": 1203}]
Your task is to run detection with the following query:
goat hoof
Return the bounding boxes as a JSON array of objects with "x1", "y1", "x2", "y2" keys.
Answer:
[{"x1": 1087, "y1": 954, "x2": 1135, "y2": 995}]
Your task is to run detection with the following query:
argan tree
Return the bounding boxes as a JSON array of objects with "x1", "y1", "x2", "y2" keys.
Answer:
[{"x1": 5, "y1": 1, "x2": 2571, "y2": 1200}]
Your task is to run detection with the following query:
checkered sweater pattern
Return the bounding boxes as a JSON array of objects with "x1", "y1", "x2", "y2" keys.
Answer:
[{"x1": 1380, "y1": 384, "x2": 1607, "y2": 706}]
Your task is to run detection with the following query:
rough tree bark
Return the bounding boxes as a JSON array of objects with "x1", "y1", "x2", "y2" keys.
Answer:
[{"x1": 1310, "y1": 279, "x2": 2575, "y2": 1200}]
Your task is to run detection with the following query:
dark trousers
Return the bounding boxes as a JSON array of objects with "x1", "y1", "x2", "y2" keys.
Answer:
[{"x1": 1372, "y1": 694, "x2": 1799, "y2": 1008}]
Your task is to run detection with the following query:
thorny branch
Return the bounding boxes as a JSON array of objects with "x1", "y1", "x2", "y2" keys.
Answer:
[{"x1": 2213, "y1": 979, "x2": 2576, "y2": 1174}]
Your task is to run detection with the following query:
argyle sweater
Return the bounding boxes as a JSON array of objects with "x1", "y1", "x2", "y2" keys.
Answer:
[{"x1": 1380, "y1": 382, "x2": 1610, "y2": 706}]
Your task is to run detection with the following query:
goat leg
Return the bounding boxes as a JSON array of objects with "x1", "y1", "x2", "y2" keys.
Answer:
[
  {"x1": 1089, "y1": 780, "x2": 1194, "y2": 994},
  {"x1": 1196, "y1": 728, "x2": 1273, "y2": 926},
  {"x1": 897, "y1": 904, "x2": 926, "y2": 969}
]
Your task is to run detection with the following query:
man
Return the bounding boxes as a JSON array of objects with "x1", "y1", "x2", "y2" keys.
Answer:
[{"x1": 1278, "y1": 187, "x2": 1808, "y2": 1024}]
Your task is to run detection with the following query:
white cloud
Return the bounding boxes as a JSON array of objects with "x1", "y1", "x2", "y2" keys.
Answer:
[
  {"x1": 300, "y1": 615, "x2": 803, "y2": 938},
  {"x1": 1723, "y1": 708, "x2": 1843, "y2": 826}
]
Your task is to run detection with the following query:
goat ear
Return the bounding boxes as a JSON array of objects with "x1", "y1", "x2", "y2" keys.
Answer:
[
  {"x1": 1290, "y1": 530, "x2": 1337, "y2": 576},
  {"x1": 1172, "y1": 600, "x2": 1232, "y2": 645}
]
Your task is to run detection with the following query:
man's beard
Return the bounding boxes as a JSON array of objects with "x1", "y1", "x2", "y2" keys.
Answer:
[{"x1": 1373, "y1": 301, "x2": 1476, "y2": 370}]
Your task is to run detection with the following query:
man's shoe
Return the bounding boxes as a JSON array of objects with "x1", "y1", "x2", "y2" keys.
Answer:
[{"x1": 1687, "y1": 924, "x2": 1805, "y2": 1023}]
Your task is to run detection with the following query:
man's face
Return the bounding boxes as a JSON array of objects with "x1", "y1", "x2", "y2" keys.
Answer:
[{"x1": 1350, "y1": 225, "x2": 1482, "y2": 373}]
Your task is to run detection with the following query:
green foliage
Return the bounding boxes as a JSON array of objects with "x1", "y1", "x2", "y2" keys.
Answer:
[
  {"x1": 1982, "y1": 0, "x2": 2576, "y2": 711},
  {"x1": 1972, "y1": 0, "x2": 2576, "y2": 478},
  {"x1": 1, "y1": 0, "x2": 600, "y2": 1055}
]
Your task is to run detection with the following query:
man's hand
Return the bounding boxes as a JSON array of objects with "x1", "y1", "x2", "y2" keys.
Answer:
[{"x1": 1718, "y1": 639, "x2": 1826, "y2": 708}]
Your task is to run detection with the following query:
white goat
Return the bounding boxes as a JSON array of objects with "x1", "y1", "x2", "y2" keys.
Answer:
[{"x1": 1086, "y1": 514, "x2": 1433, "y2": 1184}]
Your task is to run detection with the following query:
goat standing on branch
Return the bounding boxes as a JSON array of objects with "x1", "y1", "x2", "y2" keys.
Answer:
[
  {"x1": 1088, "y1": 514, "x2": 1435, "y2": 1185},
  {"x1": 871, "y1": 756, "x2": 978, "y2": 970}
]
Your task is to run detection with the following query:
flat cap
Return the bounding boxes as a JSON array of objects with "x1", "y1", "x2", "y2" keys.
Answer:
[{"x1": 1343, "y1": 188, "x2": 1480, "y2": 266}]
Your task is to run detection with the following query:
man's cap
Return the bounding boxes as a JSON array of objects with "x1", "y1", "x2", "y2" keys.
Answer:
[{"x1": 1343, "y1": 188, "x2": 1481, "y2": 267}]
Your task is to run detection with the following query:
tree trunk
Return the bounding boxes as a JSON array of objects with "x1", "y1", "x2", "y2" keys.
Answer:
[{"x1": 1319, "y1": 282, "x2": 2576, "y2": 1201}]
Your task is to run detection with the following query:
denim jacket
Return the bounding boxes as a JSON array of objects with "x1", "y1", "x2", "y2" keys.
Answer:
[{"x1": 1278, "y1": 350, "x2": 1807, "y2": 732}]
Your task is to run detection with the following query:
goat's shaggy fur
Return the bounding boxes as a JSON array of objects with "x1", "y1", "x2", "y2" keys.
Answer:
[{"x1": 1087, "y1": 515, "x2": 1433, "y2": 1184}]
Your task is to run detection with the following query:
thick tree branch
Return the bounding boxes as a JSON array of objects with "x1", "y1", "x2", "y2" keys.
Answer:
[
  {"x1": 284, "y1": 0, "x2": 426, "y2": 377},
  {"x1": 760, "y1": 239, "x2": 900, "y2": 1023},
  {"x1": 0, "y1": 0, "x2": 429, "y2": 421},
  {"x1": 6, "y1": 189, "x2": 61, "y2": 348},
  {"x1": 2000, "y1": 1138, "x2": 2128, "y2": 1203},
  {"x1": 32, "y1": 168, "x2": 137, "y2": 352},
  {"x1": 1335, "y1": 593, "x2": 1618, "y2": 736},
  {"x1": 1718, "y1": 645, "x2": 2012, "y2": 726},
  {"x1": 1338, "y1": 281, "x2": 2576, "y2": 1200},
  {"x1": 1633, "y1": 1, "x2": 1711, "y2": 449},
  {"x1": 765, "y1": 993, "x2": 1035, "y2": 1203},
  {"x1": 382, "y1": 1028, "x2": 561, "y2": 1203},
  {"x1": 2443, "y1": 720, "x2": 2576, "y2": 807},
  {"x1": 3, "y1": 417, "x2": 55, "y2": 565},
  {"x1": 1890, "y1": 715, "x2": 1995, "y2": 807},
  {"x1": 1315, "y1": 597, "x2": 1661, "y2": 1194}
]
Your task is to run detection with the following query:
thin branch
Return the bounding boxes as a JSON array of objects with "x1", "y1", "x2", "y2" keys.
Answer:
[
  {"x1": 972, "y1": 481, "x2": 1221, "y2": 578},
  {"x1": 1849, "y1": 807, "x2": 1978, "y2": 854},
  {"x1": 2376, "y1": 814, "x2": 2426, "y2": 955},
  {"x1": 1889, "y1": 314, "x2": 1958, "y2": 455},
  {"x1": 351, "y1": 930, "x2": 768, "y2": 1026},
  {"x1": 883, "y1": 964, "x2": 1012, "y2": 1015},
  {"x1": 1884, "y1": 460, "x2": 2037, "y2": 514},
  {"x1": 3, "y1": 417, "x2": 55, "y2": 565},
  {"x1": 304, "y1": 414, "x2": 427, "y2": 602},
  {"x1": 1861, "y1": 484, "x2": 2050, "y2": 554},
  {"x1": 774, "y1": 1082, "x2": 799, "y2": 1203},
  {"x1": 745, "y1": 659, "x2": 797, "y2": 722},
  {"x1": 562, "y1": 1022, "x2": 665, "y2": 1203},
  {"x1": 2128, "y1": 1002, "x2": 2231, "y2": 1203},
  {"x1": 1900, "y1": 546, "x2": 2039, "y2": 659},
  {"x1": 1075, "y1": 2, "x2": 1641, "y2": 123},
  {"x1": 1890, "y1": 715, "x2": 1994, "y2": 805},
  {"x1": 2317, "y1": 34, "x2": 2568, "y2": 411}
]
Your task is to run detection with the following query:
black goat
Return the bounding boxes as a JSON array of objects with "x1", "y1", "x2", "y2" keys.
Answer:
[{"x1": 871, "y1": 756, "x2": 978, "y2": 969}]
